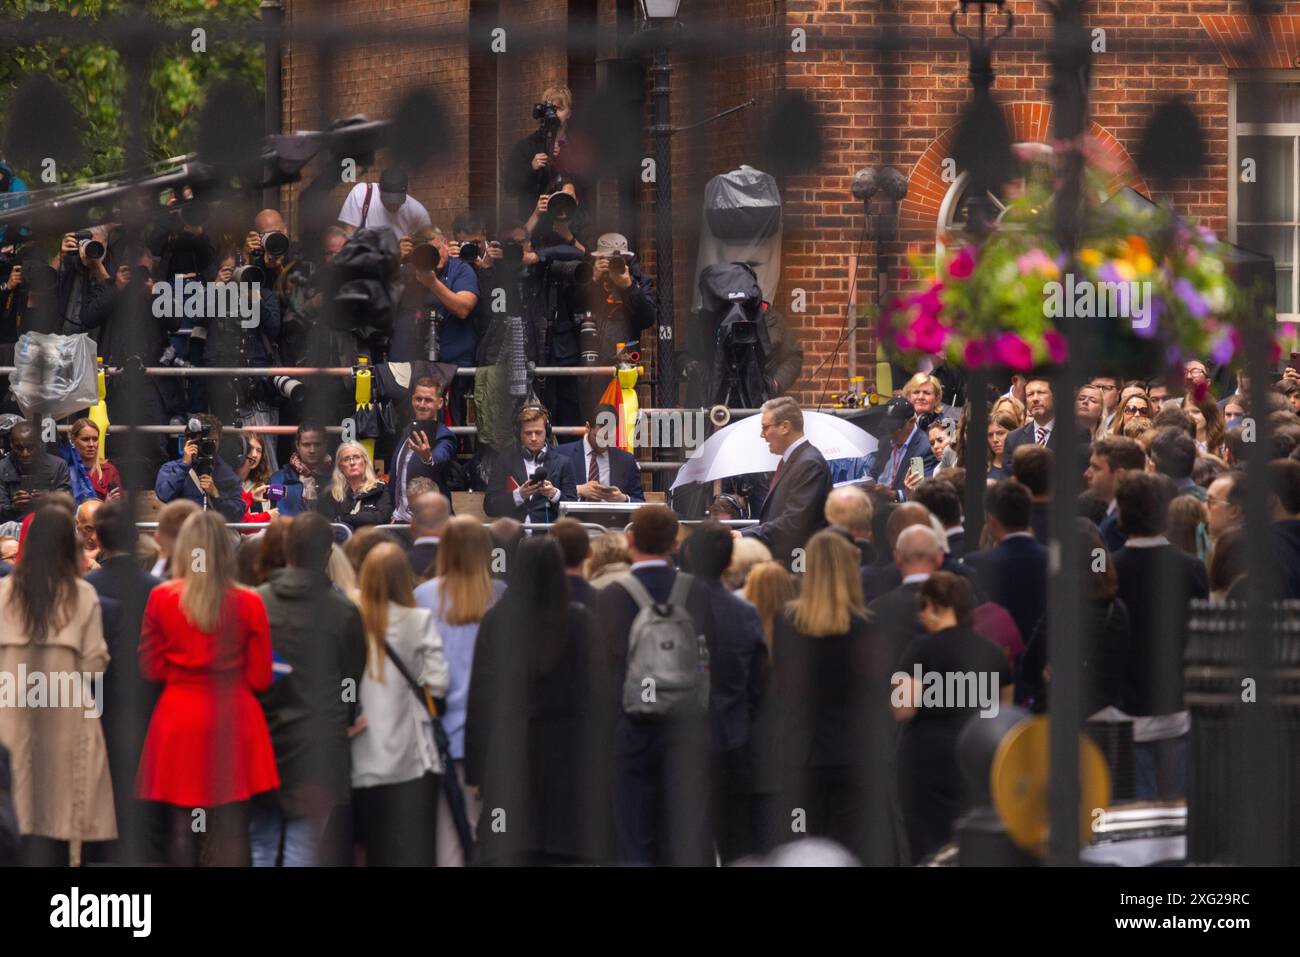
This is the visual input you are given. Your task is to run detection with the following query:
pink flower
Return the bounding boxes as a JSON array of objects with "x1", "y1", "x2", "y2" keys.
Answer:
[
  {"x1": 912, "y1": 314, "x2": 949, "y2": 354},
  {"x1": 910, "y1": 285, "x2": 943, "y2": 319},
  {"x1": 893, "y1": 329, "x2": 915, "y2": 351},
  {"x1": 993, "y1": 332, "x2": 1034, "y2": 371},
  {"x1": 947, "y1": 247, "x2": 976, "y2": 280},
  {"x1": 1044, "y1": 330, "x2": 1069, "y2": 363},
  {"x1": 964, "y1": 338, "x2": 990, "y2": 367}
]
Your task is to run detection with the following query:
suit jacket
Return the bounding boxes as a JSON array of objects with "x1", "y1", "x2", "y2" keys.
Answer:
[
  {"x1": 568, "y1": 574, "x2": 599, "y2": 610},
  {"x1": 1030, "y1": 499, "x2": 1052, "y2": 544},
  {"x1": 866, "y1": 580, "x2": 926, "y2": 670},
  {"x1": 1112, "y1": 543, "x2": 1208, "y2": 717},
  {"x1": 945, "y1": 529, "x2": 966, "y2": 561},
  {"x1": 1099, "y1": 509, "x2": 1127, "y2": 553},
  {"x1": 1271, "y1": 520, "x2": 1300, "y2": 600},
  {"x1": 1003, "y1": 419, "x2": 1092, "y2": 460},
  {"x1": 697, "y1": 578, "x2": 767, "y2": 753},
  {"x1": 870, "y1": 427, "x2": 938, "y2": 495},
  {"x1": 863, "y1": 555, "x2": 984, "y2": 606},
  {"x1": 406, "y1": 539, "x2": 439, "y2": 579},
  {"x1": 964, "y1": 535, "x2": 1050, "y2": 697},
  {"x1": 391, "y1": 421, "x2": 458, "y2": 520},
  {"x1": 742, "y1": 439, "x2": 831, "y2": 568},
  {"x1": 554, "y1": 439, "x2": 646, "y2": 502},
  {"x1": 483, "y1": 444, "x2": 578, "y2": 523}
]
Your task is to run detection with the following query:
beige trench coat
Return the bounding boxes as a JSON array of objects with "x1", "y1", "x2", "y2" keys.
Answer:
[{"x1": 0, "y1": 577, "x2": 117, "y2": 843}]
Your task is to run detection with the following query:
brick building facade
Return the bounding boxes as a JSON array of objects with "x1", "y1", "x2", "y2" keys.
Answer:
[{"x1": 278, "y1": 1, "x2": 1299, "y2": 405}]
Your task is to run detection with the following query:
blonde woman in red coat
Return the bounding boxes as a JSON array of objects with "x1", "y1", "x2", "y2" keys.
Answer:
[{"x1": 136, "y1": 510, "x2": 279, "y2": 865}]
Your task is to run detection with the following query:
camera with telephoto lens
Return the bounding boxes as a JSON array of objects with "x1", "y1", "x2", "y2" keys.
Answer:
[
  {"x1": 272, "y1": 374, "x2": 307, "y2": 407},
  {"x1": 545, "y1": 191, "x2": 577, "y2": 224},
  {"x1": 73, "y1": 230, "x2": 105, "y2": 262},
  {"x1": 500, "y1": 240, "x2": 524, "y2": 267},
  {"x1": 259, "y1": 231, "x2": 290, "y2": 259},
  {"x1": 533, "y1": 101, "x2": 562, "y2": 133},
  {"x1": 232, "y1": 263, "x2": 265, "y2": 285},
  {"x1": 185, "y1": 417, "x2": 218, "y2": 477},
  {"x1": 458, "y1": 241, "x2": 481, "y2": 263},
  {"x1": 411, "y1": 243, "x2": 441, "y2": 272}
]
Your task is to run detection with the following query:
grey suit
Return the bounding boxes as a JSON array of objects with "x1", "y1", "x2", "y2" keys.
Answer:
[{"x1": 742, "y1": 438, "x2": 831, "y2": 568}]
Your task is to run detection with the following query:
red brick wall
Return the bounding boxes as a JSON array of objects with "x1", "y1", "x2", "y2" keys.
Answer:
[{"x1": 280, "y1": 0, "x2": 1288, "y2": 404}]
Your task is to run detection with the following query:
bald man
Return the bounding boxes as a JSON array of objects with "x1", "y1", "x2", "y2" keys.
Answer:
[
  {"x1": 868, "y1": 524, "x2": 945, "y2": 655},
  {"x1": 406, "y1": 491, "x2": 451, "y2": 580},
  {"x1": 77, "y1": 498, "x2": 104, "y2": 567},
  {"x1": 824, "y1": 485, "x2": 875, "y2": 566},
  {"x1": 863, "y1": 501, "x2": 981, "y2": 602}
]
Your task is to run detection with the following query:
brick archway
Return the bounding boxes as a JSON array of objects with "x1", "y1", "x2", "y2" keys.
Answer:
[{"x1": 900, "y1": 103, "x2": 1147, "y2": 233}]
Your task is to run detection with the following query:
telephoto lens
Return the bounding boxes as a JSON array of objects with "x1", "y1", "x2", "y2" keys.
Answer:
[
  {"x1": 273, "y1": 374, "x2": 306, "y2": 406},
  {"x1": 458, "y1": 242, "x2": 481, "y2": 262},
  {"x1": 74, "y1": 231, "x2": 106, "y2": 261},
  {"x1": 579, "y1": 311, "x2": 598, "y2": 365},
  {"x1": 232, "y1": 264, "x2": 265, "y2": 285},
  {"x1": 547, "y1": 191, "x2": 577, "y2": 223},
  {"x1": 609, "y1": 254, "x2": 628, "y2": 277},
  {"x1": 411, "y1": 243, "x2": 441, "y2": 272},
  {"x1": 261, "y1": 231, "x2": 291, "y2": 257}
]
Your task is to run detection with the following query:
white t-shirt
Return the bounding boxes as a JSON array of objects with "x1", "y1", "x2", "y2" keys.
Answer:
[{"x1": 337, "y1": 182, "x2": 432, "y2": 237}]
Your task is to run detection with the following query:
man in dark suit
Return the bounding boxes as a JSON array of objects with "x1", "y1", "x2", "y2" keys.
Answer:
[
  {"x1": 81, "y1": 500, "x2": 163, "y2": 864},
  {"x1": 869, "y1": 397, "x2": 938, "y2": 498},
  {"x1": 390, "y1": 376, "x2": 459, "y2": 522},
  {"x1": 554, "y1": 402, "x2": 645, "y2": 503},
  {"x1": 1011, "y1": 444, "x2": 1053, "y2": 543},
  {"x1": 679, "y1": 521, "x2": 768, "y2": 864},
  {"x1": 552, "y1": 517, "x2": 599, "y2": 608},
  {"x1": 862, "y1": 502, "x2": 981, "y2": 602},
  {"x1": 1086, "y1": 435, "x2": 1147, "y2": 553},
  {"x1": 738, "y1": 396, "x2": 831, "y2": 568},
  {"x1": 824, "y1": 485, "x2": 877, "y2": 567},
  {"x1": 1111, "y1": 472, "x2": 1208, "y2": 800},
  {"x1": 594, "y1": 506, "x2": 715, "y2": 865},
  {"x1": 963, "y1": 479, "x2": 1049, "y2": 702},
  {"x1": 1002, "y1": 376, "x2": 1091, "y2": 461},
  {"x1": 484, "y1": 405, "x2": 578, "y2": 524},
  {"x1": 912, "y1": 477, "x2": 964, "y2": 559},
  {"x1": 866, "y1": 524, "x2": 945, "y2": 664},
  {"x1": 404, "y1": 491, "x2": 449, "y2": 579}
]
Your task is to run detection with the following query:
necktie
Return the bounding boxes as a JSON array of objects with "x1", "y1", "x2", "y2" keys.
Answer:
[
  {"x1": 1036, "y1": 426, "x2": 1049, "y2": 446},
  {"x1": 588, "y1": 450, "x2": 601, "y2": 483},
  {"x1": 772, "y1": 457, "x2": 784, "y2": 484}
]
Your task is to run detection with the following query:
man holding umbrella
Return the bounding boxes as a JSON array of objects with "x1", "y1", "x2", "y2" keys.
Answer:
[{"x1": 734, "y1": 397, "x2": 832, "y2": 569}]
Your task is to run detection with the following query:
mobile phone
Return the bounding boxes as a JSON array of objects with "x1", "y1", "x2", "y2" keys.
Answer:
[
  {"x1": 908, "y1": 456, "x2": 925, "y2": 482},
  {"x1": 1290, "y1": 351, "x2": 1300, "y2": 372},
  {"x1": 19, "y1": 474, "x2": 43, "y2": 493}
]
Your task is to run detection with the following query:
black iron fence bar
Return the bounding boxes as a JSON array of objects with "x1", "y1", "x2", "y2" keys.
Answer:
[{"x1": 0, "y1": 365, "x2": 621, "y2": 378}]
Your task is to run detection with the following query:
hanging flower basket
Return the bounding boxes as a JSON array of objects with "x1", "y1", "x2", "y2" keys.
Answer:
[{"x1": 885, "y1": 155, "x2": 1275, "y2": 374}]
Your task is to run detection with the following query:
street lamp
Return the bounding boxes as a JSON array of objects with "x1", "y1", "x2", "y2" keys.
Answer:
[{"x1": 640, "y1": 0, "x2": 682, "y2": 416}]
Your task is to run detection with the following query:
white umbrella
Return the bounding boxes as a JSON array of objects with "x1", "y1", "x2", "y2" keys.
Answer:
[{"x1": 670, "y1": 410, "x2": 878, "y2": 490}]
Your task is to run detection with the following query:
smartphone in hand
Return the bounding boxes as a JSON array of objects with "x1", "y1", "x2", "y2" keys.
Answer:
[{"x1": 908, "y1": 456, "x2": 925, "y2": 483}]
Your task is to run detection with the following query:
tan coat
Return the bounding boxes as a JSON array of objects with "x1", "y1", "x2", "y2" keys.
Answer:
[{"x1": 0, "y1": 577, "x2": 117, "y2": 843}]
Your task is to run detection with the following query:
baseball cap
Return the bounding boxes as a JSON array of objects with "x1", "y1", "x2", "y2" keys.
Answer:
[{"x1": 378, "y1": 168, "x2": 409, "y2": 195}]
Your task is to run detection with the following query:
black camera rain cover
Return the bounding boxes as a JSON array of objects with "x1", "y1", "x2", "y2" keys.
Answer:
[{"x1": 698, "y1": 262, "x2": 763, "y2": 321}]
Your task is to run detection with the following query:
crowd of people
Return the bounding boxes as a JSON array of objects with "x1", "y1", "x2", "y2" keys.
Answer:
[
  {"x1": 3, "y1": 81, "x2": 1300, "y2": 868},
  {"x1": 1, "y1": 351, "x2": 1297, "y2": 868}
]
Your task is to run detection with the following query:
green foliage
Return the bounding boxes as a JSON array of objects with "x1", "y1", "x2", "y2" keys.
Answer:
[{"x1": 0, "y1": 0, "x2": 264, "y2": 182}]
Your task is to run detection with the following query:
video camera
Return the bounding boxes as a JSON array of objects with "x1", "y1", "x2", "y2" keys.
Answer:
[
  {"x1": 185, "y1": 417, "x2": 218, "y2": 477},
  {"x1": 533, "y1": 101, "x2": 562, "y2": 134}
]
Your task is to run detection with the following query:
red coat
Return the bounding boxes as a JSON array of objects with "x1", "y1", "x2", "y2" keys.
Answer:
[{"x1": 136, "y1": 581, "x2": 280, "y2": 807}]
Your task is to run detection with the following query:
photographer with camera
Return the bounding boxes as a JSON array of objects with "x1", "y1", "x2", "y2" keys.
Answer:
[
  {"x1": 0, "y1": 421, "x2": 73, "y2": 522},
  {"x1": 392, "y1": 227, "x2": 480, "y2": 372},
  {"x1": 504, "y1": 84, "x2": 587, "y2": 221},
  {"x1": 242, "y1": 210, "x2": 294, "y2": 287},
  {"x1": 195, "y1": 250, "x2": 284, "y2": 431},
  {"x1": 153, "y1": 414, "x2": 246, "y2": 523},
  {"x1": 337, "y1": 168, "x2": 431, "y2": 239},
  {"x1": 53, "y1": 229, "x2": 112, "y2": 336}
]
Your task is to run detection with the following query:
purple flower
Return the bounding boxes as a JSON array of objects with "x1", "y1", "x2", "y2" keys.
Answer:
[
  {"x1": 1174, "y1": 277, "x2": 1209, "y2": 319},
  {"x1": 1209, "y1": 330, "x2": 1235, "y2": 365},
  {"x1": 947, "y1": 247, "x2": 976, "y2": 280},
  {"x1": 1098, "y1": 262, "x2": 1122, "y2": 286},
  {"x1": 1133, "y1": 296, "x2": 1163, "y2": 340}
]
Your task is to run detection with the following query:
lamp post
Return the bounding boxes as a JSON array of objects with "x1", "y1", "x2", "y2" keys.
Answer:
[
  {"x1": 848, "y1": 166, "x2": 907, "y2": 391},
  {"x1": 640, "y1": 0, "x2": 681, "y2": 413}
]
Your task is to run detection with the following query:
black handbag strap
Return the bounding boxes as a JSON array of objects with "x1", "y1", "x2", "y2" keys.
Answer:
[
  {"x1": 383, "y1": 640, "x2": 436, "y2": 718},
  {"x1": 360, "y1": 183, "x2": 374, "y2": 230}
]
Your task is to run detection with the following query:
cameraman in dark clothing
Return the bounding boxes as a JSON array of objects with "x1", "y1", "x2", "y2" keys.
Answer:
[
  {"x1": 81, "y1": 245, "x2": 183, "y2": 478},
  {"x1": 154, "y1": 413, "x2": 246, "y2": 523},
  {"x1": 196, "y1": 251, "x2": 284, "y2": 425},
  {"x1": 54, "y1": 230, "x2": 112, "y2": 336},
  {"x1": 503, "y1": 84, "x2": 586, "y2": 221}
]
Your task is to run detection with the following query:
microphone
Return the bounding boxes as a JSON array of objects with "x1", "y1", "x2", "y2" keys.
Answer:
[
  {"x1": 851, "y1": 168, "x2": 878, "y2": 203},
  {"x1": 532, "y1": 466, "x2": 548, "y2": 485}
]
